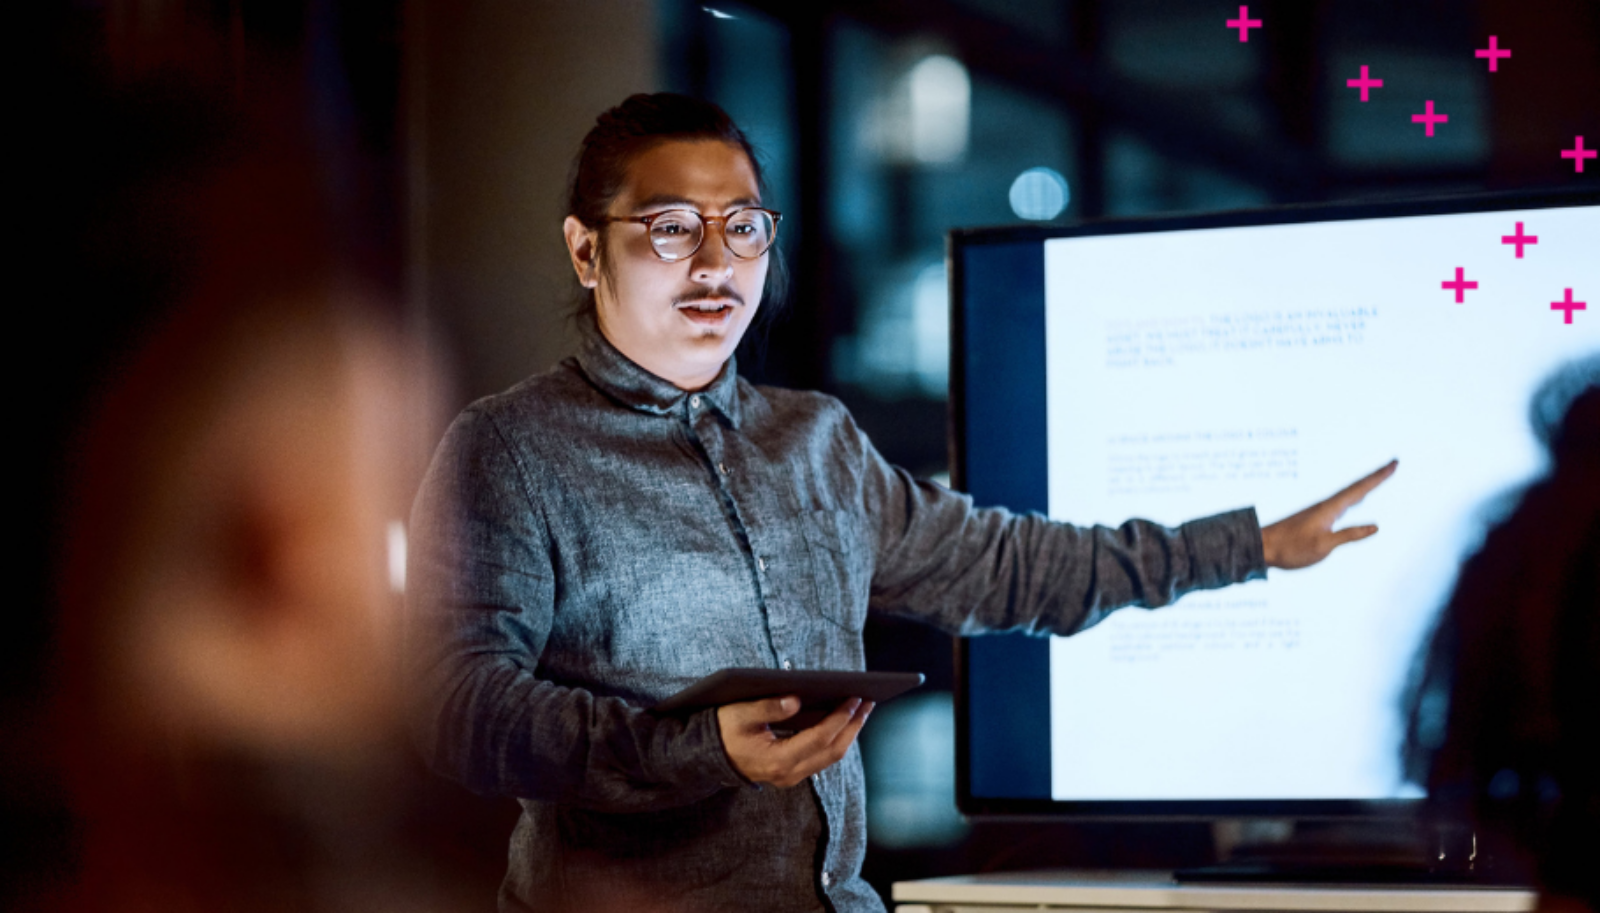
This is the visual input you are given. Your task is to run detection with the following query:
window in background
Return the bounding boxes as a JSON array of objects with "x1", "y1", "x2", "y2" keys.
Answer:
[
  {"x1": 1323, "y1": 49, "x2": 1489, "y2": 173},
  {"x1": 1106, "y1": 130, "x2": 1270, "y2": 216},
  {"x1": 1104, "y1": 0, "x2": 1269, "y2": 142},
  {"x1": 945, "y1": 0, "x2": 1069, "y2": 47},
  {"x1": 1321, "y1": 0, "x2": 1489, "y2": 184},
  {"x1": 829, "y1": 20, "x2": 1077, "y2": 476},
  {"x1": 1098, "y1": 0, "x2": 1271, "y2": 217}
]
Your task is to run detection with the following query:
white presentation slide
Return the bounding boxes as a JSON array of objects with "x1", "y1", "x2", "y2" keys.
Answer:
[{"x1": 1043, "y1": 206, "x2": 1599, "y2": 800}]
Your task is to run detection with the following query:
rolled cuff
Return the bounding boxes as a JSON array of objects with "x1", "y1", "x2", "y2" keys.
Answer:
[{"x1": 688, "y1": 706, "x2": 762, "y2": 791}]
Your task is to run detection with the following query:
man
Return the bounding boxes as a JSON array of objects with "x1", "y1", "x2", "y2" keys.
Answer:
[{"x1": 407, "y1": 93, "x2": 1396, "y2": 913}]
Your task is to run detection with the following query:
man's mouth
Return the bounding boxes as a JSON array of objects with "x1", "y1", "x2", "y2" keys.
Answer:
[
  {"x1": 677, "y1": 301, "x2": 734, "y2": 314},
  {"x1": 675, "y1": 293, "x2": 742, "y2": 325}
]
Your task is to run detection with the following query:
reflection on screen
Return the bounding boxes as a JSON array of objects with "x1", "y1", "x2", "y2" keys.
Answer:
[{"x1": 1042, "y1": 207, "x2": 1598, "y2": 800}]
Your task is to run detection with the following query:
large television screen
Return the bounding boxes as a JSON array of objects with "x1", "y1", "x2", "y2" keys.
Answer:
[{"x1": 952, "y1": 190, "x2": 1599, "y2": 817}]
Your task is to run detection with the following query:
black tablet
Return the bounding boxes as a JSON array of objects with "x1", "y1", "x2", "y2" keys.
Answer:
[{"x1": 653, "y1": 668, "x2": 925, "y2": 731}]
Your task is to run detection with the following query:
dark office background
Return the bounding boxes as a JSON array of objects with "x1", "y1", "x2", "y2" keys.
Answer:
[{"x1": 11, "y1": 0, "x2": 1598, "y2": 906}]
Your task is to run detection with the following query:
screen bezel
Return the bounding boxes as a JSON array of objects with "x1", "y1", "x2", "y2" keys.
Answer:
[{"x1": 948, "y1": 188, "x2": 1600, "y2": 820}]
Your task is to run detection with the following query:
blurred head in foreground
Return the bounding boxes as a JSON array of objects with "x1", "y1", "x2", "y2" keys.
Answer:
[
  {"x1": 48, "y1": 72, "x2": 452, "y2": 913},
  {"x1": 1405, "y1": 358, "x2": 1600, "y2": 912}
]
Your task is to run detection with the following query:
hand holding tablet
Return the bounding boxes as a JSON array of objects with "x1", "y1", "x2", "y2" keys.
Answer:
[{"x1": 655, "y1": 669, "x2": 925, "y2": 788}]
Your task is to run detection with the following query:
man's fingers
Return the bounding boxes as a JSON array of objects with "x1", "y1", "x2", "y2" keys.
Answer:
[
  {"x1": 817, "y1": 700, "x2": 873, "y2": 763},
  {"x1": 781, "y1": 700, "x2": 873, "y2": 784},
  {"x1": 1264, "y1": 464, "x2": 1393, "y2": 570},
  {"x1": 829, "y1": 700, "x2": 874, "y2": 749},
  {"x1": 1334, "y1": 523, "x2": 1378, "y2": 545},
  {"x1": 790, "y1": 698, "x2": 862, "y2": 750},
  {"x1": 1329, "y1": 459, "x2": 1398, "y2": 511}
]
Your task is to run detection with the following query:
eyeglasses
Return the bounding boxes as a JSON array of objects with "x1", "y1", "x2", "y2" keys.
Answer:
[{"x1": 604, "y1": 207, "x2": 782, "y2": 262}]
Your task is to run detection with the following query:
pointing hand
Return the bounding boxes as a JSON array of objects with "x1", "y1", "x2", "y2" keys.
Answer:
[{"x1": 1262, "y1": 460, "x2": 1397, "y2": 570}]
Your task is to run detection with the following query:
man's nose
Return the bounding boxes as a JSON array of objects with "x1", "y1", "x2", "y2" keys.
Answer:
[{"x1": 690, "y1": 222, "x2": 735, "y2": 282}]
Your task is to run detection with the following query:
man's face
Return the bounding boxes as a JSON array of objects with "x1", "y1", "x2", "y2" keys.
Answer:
[{"x1": 566, "y1": 139, "x2": 769, "y2": 391}]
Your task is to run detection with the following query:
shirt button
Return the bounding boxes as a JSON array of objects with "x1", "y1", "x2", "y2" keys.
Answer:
[
  {"x1": 821, "y1": 871, "x2": 833, "y2": 888},
  {"x1": 689, "y1": 395, "x2": 702, "y2": 409},
  {"x1": 717, "y1": 462, "x2": 728, "y2": 476},
  {"x1": 781, "y1": 659, "x2": 793, "y2": 670},
  {"x1": 757, "y1": 556, "x2": 767, "y2": 572}
]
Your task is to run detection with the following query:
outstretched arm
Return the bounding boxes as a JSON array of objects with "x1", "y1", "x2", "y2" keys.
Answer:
[
  {"x1": 837, "y1": 406, "x2": 1266, "y2": 637},
  {"x1": 1262, "y1": 460, "x2": 1397, "y2": 569}
]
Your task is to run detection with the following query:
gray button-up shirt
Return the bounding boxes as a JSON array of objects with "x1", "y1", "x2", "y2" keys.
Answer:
[{"x1": 407, "y1": 325, "x2": 1266, "y2": 913}]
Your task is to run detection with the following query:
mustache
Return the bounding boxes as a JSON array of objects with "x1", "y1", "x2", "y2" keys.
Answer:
[{"x1": 674, "y1": 286, "x2": 745, "y2": 308}]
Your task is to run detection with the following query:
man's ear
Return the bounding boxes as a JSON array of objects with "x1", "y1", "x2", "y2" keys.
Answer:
[{"x1": 563, "y1": 216, "x2": 600, "y2": 289}]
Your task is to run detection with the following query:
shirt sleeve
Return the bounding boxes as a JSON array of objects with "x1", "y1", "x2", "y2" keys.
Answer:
[
  {"x1": 850, "y1": 414, "x2": 1268, "y2": 636},
  {"x1": 405, "y1": 408, "x2": 750, "y2": 810}
]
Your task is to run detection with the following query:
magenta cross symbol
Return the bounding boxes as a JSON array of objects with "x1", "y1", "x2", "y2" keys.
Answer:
[
  {"x1": 1412, "y1": 100, "x2": 1449, "y2": 136},
  {"x1": 1475, "y1": 35, "x2": 1512, "y2": 71},
  {"x1": 1441, "y1": 267, "x2": 1478, "y2": 303},
  {"x1": 1346, "y1": 66, "x2": 1383, "y2": 102},
  {"x1": 1562, "y1": 136, "x2": 1597, "y2": 173},
  {"x1": 1551, "y1": 289, "x2": 1587, "y2": 324},
  {"x1": 1502, "y1": 222, "x2": 1539, "y2": 258},
  {"x1": 1226, "y1": 6, "x2": 1262, "y2": 42}
]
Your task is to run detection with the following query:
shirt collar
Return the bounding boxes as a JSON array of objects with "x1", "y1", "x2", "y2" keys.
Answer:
[{"x1": 574, "y1": 316, "x2": 743, "y2": 428}]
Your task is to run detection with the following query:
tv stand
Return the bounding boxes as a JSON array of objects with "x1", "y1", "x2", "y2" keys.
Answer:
[
  {"x1": 1174, "y1": 860, "x2": 1521, "y2": 886},
  {"x1": 892, "y1": 869, "x2": 1536, "y2": 913},
  {"x1": 1180, "y1": 820, "x2": 1511, "y2": 886}
]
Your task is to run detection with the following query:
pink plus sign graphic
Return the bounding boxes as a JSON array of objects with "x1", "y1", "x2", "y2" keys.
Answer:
[
  {"x1": 1226, "y1": 6, "x2": 1262, "y2": 42},
  {"x1": 1501, "y1": 222, "x2": 1539, "y2": 258},
  {"x1": 1441, "y1": 267, "x2": 1479, "y2": 303},
  {"x1": 1475, "y1": 35, "x2": 1512, "y2": 72},
  {"x1": 1346, "y1": 66, "x2": 1383, "y2": 102},
  {"x1": 1562, "y1": 136, "x2": 1597, "y2": 173},
  {"x1": 1550, "y1": 289, "x2": 1587, "y2": 324},
  {"x1": 1412, "y1": 101, "x2": 1449, "y2": 136}
]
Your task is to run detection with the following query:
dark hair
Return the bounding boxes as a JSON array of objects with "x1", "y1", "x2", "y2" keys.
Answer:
[
  {"x1": 565, "y1": 92, "x2": 788, "y2": 325},
  {"x1": 1402, "y1": 358, "x2": 1600, "y2": 904}
]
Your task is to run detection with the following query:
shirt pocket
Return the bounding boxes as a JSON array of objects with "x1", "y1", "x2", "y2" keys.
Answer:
[{"x1": 801, "y1": 508, "x2": 872, "y2": 631}]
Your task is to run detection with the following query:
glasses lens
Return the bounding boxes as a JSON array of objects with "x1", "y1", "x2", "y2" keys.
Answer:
[
  {"x1": 725, "y1": 210, "x2": 775, "y2": 258},
  {"x1": 648, "y1": 211, "x2": 702, "y2": 260}
]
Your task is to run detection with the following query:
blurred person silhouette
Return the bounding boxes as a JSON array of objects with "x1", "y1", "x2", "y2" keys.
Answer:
[
  {"x1": 36, "y1": 13, "x2": 475, "y2": 911},
  {"x1": 1404, "y1": 356, "x2": 1600, "y2": 913},
  {"x1": 56, "y1": 287, "x2": 444, "y2": 913}
]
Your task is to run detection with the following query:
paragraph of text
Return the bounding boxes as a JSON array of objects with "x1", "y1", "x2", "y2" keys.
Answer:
[
  {"x1": 1105, "y1": 428, "x2": 1299, "y2": 496},
  {"x1": 1106, "y1": 307, "x2": 1377, "y2": 369},
  {"x1": 1108, "y1": 613, "x2": 1302, "y2": 665}
]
